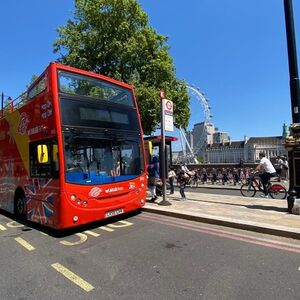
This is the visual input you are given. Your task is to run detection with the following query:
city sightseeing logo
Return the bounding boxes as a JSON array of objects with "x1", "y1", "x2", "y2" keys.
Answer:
[{"x1": 18, "y1": 112, "x2": 30, "y2": 135}]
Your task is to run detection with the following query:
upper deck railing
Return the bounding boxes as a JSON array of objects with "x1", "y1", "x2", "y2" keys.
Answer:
[{"x1": 1, "y1": 91, "x2": 28, "y2": 118}]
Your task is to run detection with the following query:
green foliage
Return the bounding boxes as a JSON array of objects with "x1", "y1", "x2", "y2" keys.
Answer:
[
  {"x1": 53, "y1": 0, "x2": 190, "y2": 134},
  {"x1": 196, "y1": 156, "x2": 204, "y2": 163}
]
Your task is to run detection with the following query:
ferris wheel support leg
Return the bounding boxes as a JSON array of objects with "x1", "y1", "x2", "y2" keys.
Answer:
[{"x1": 179, "y1": 127, "x2": 199, "y2": 164}]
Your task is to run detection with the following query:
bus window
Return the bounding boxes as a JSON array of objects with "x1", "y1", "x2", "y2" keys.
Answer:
[
  {"x1": 28, "y1": 76, "x2": 47, "y2": 99},
  {"x1": 30, "y1": 140, "x2": 59, "y2": 178}
]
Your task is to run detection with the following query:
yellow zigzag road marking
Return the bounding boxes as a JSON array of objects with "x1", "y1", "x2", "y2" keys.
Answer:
[
  {"x1": 6, "y1": 221, "x2": 24, "y2": 228},
  {"x1": 99, "y1": 226, "x2": 114, "y2": 232},
  {"x1": 60, "y1": 233, "x2": 88, "y2": 246},
  {"x1": 51, "y1": 263, "x2": 94, "y2": 292},
  {"x1": 84, "y1": 230, "x2": 100, "y2": 237},
  {"x1": 107, "y1": 221, "x2": 133, "y2": 228},
  {"x1": 14, "y1": 237, "x2": 35, "y2": 251}
]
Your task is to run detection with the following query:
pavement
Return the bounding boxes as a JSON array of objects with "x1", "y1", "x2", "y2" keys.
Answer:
[{"x1": 142, "y1": 181, "x2": 300, "y2": 240}]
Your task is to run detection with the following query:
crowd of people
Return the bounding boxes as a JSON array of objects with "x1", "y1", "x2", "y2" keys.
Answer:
[{"x1": 147, "y1": 154, "x2": 289, "y2": 202}]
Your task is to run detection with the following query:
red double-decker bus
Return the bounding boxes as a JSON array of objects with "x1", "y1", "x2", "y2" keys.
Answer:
[{"x1": 0, "y1": 63, "x2": 147, "y2": 229}]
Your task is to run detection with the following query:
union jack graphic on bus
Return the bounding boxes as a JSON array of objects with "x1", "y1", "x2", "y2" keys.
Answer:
[{"x1": 25, "y1": 178, "x2": 55, "y2": 225}]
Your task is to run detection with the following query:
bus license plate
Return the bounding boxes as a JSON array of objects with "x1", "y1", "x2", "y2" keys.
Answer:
[{"x1": 105, "y1": 208, "x2": 124, "y2": 218}]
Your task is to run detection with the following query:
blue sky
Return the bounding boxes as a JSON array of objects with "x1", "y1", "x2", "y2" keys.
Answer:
[{"x1": 0, "y1": 0, "x2": 299, "y2": 144}]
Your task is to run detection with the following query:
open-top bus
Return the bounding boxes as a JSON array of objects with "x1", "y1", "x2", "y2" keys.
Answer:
[{"x1": 0, "y1": 63, "x2": 147, "y2": 229}]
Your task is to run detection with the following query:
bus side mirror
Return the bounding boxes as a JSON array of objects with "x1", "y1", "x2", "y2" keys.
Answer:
[
  {"x1": 53, "y1": 144, "x2": 58, "y2": 162},
  {"x1": 37, "y1": 145, "x2": 49, "y2": 163}
]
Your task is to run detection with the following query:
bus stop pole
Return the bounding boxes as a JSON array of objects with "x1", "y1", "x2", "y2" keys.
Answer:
[{"x1": 159, "y1": 91, "x2": 171, "y2": 206}]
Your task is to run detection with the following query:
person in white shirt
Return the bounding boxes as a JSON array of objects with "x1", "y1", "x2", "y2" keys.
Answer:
[
  {"x1": 255, "y1": 152, "x2": 277, "y2": 197},
  {"x1": 181, "y1": 163, "x2": 190, "y2": 174},
  {"x1": 168, "y1": 167, "x2": 176, "y2": 194},
  {"x1": 274, "y1": 156, "x2": 284, "y2": 181}
]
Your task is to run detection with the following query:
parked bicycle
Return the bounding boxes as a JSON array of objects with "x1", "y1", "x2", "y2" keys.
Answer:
[{"x1": 240, "y1": 172, "x2": 287, "y2": 199}]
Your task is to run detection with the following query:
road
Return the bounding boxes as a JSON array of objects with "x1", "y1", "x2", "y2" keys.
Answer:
[{"x1": 1, "y1": 210, "x2": 300, "y2": 299}]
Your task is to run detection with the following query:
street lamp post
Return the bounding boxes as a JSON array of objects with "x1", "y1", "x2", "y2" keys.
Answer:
[{"x1": 283, "y1": 0, "x2": 300, "y2": 212}]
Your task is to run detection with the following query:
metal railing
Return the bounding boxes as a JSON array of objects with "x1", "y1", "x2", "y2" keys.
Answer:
[{"x1": 1, "y1": 91, "x2": 28, "y2": 118}]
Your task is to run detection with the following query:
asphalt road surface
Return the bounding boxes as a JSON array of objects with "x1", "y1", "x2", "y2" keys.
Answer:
[{"x1": 1, "y1": 210, "x2": 300, "y2": 299}]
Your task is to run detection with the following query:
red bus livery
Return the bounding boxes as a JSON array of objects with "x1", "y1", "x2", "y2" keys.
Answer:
[{"x1": 0, "y1": 63, "x2": 147, "y2": 229}]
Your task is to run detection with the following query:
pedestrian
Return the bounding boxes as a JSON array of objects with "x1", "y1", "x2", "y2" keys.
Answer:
[
  {"x1": 222, "y1": 168, "x2": 228, "y2": 185},
  {"x1": 201, "y1": 167, "x2": 207, "y2": 184},
  {"x1": 181, "y1": 163, "x2": 190, "y2": 174},
  {"x1": 147, "y1": 156, "x2": 160, "y2": 202},
  {"x1": 232, "y1": 168, "x2": 240, "y2": 185},
  {"x1": 281, "y1": 155, "x2": 289, "y2": 182},
  {"x1": 168, "y1": 166, "x2": 176, "y2": 194},
  {"x1": 177, "y1": 170, "x2": 187, "y2": 200},
  {"x1": 192, "y1": 168, "x2": 199, "y2": 187},
  {"x1": 274, "y1": 155, "x2": 284, "y2": 182},
  {"x1": 211, "y1": 168, "x2": 217, "y2": 184}
]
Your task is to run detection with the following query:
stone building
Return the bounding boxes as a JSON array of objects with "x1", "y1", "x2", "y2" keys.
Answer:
[{"x1": 205, "y1": 136, "x2": 287, "y2": 163}]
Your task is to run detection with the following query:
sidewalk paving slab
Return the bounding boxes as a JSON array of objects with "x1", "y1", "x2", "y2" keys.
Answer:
[{"x1": 142, "y1": 188, "x2": 300, "y2": 240}]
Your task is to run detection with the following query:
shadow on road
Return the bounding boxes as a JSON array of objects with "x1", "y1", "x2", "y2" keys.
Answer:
[{"x1": 245, "y1": 205, "x2": 287, "y2": 213}]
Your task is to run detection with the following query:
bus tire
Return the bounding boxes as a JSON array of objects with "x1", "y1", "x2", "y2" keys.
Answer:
[{"x1": 14, "y1": 189, "x2": 27, "y2": 220}]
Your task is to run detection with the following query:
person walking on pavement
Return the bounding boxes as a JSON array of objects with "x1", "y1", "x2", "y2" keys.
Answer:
[
  {"x1": 147, "y1": 156, "x2": 160, "y2": 202},
  {"x1": 255, "y1": 152, "x2": 277, "y2": 198},
  {"x1": 232, "y1": 168, "x2": 240, "y2": 185},
  {"x1": 201, "y1": 167, "x2": 208, "y2": 184},
  {"x1": 181, "y1": 163, "x2": 190, "y2": 174},
  {"x1": 168, "y1": 166, "x2": 176, "y2": 194},
  {"x1": 177, "y1": 170, "x2": 187, "y2": 200},
  {"x1": 222, "y1": 168, "x2": 228, "y2": 185},
  {"x1": 211, "y1": 168, "x2": 217, "y2": 185},
  {"x1": 282, "y1": 155, "x2": 289, "y2": 182},
  {"x1": 274, "y1": 155, "x2": 284, "y2": 182}
]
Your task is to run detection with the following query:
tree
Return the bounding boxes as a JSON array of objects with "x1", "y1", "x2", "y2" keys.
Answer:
[{"x1": 53, "y1": 0, "x2": 190, "y2": 134}]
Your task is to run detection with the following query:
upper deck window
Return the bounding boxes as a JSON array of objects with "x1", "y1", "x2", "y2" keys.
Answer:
[
  {"x1": 58, "y1": 71, "x2": 134, "y2": 107},
  {"x1": 28, "y1": 76, "x2": 47, "y2": 99}
]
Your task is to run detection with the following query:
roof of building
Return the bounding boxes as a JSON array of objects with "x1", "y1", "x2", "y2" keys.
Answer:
[
  {"x1": 247, "y1": 136, "x2": 282, "y2": 143},
  {"x1": 207, "y1": 136, "x2": 283, "y2": 150}
]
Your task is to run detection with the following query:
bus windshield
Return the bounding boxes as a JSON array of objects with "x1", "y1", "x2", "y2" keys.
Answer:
[{"x1": 64, "y1": 133, "x2": 144, "y2": 185}]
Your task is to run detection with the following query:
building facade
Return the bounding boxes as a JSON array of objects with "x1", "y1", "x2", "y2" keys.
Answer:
[
  {"x1": 192, "y1": 122, "x2": 216, "y2": 156},
  {"x1": 205, "y1": 136, "x2": 287, "y2": 163},
  {"x1": 213, "y1": 131, "x2": 230, "y2": 144}
]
